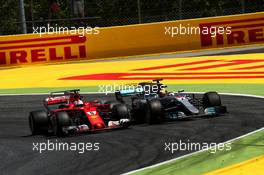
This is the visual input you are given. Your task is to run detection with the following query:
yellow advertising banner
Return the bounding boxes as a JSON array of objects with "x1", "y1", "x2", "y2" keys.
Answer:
[{"x1": 0, "y1": 12, "x2": 264, "y2": 67}]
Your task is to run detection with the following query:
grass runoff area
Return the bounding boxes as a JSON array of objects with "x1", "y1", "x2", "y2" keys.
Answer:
[
  {"x1": 0, "y1": 84, "x2": 264, "y2": 96},
  {"x1": 131, "y1": 129, "x2": 264, "y2": 175}
]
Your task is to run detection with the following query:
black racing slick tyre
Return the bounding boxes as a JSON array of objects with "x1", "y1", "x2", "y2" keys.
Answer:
[
  {"x1": 53, "y1": 111, "x2": 71, "y2": 137},
  {"x1": 145, "y1": 100, "x2": 163, "y2": 124},
  {"x1": 29, "y1": 111, "x2": 49, "y2": 135},
  {"x1": 202, "y1": 92, "x2": 222, "y2": 108},
  {"x1": 112, "y1": 104, "x2": 130, "y2": 120},
  {"x1": 131, "y1": 98, "x2": 147, "y2": 123}
]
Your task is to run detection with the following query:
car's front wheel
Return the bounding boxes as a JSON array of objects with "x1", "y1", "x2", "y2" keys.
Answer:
[
  {"x1": 111, "y1": 104, "x2": 130, "y2": 120},
  {"x1": 145, "y1": 100, "x2": 163, "y2": 124},
  {"x1": 202, "y1": 91, "x2": 221, "y2": 109},
  {"x1": 52, "y1": 111, "x2": 71, "y2": 137}
]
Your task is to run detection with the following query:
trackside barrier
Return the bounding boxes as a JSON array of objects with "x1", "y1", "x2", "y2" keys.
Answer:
[{"x1": 0, "y1": 12, "x2": 264, "y2": 67}]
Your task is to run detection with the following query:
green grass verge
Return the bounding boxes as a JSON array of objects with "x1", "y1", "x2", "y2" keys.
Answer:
[
  {"x1": 131, "y1": 129, "x2": 264, "y2": 175},
  {"x1": 0, "y1": 84, "x2": 264, "y2": 96}
]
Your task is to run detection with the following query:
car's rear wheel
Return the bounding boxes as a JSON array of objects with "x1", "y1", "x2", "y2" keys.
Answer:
[
  {"x1": 53, "y1": 111, "x2": 71, "y2": 137},
  {"x1": 145, "y1": 100, "x2": 163, "y2": 124},
  {"x1": 111, "y1": 104, "x2": 130, "y2": 120},
  {"x1": 29, "y1": 111, "x2": 49, "y2": 135},
  {"x1": 202, "y1": 92, "x2": 221, "y2": 108}
]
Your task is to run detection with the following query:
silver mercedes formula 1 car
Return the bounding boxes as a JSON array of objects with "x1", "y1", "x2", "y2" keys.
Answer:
[{"x1": 115, "y1": 79, "x2": 227, "y2": 124}]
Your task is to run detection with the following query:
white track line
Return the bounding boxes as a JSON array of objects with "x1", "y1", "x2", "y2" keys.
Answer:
[{"x1": 123, "y1": 127, "x2": 264, "y2": 175}]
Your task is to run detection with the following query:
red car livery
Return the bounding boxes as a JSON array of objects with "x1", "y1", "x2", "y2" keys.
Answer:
[{"x1": 29, "y1": 89, "x2": 130, "y2": 137}]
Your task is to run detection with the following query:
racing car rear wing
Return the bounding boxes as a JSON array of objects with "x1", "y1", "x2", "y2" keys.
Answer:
[
  {"x1": 44, "y1": 89, "x2": 81, "y2": 106},
  {"x1": 50, "y1": 89, "x2": 80, "y2": 97},
  {"x1": 44, "y1": 95, "x2": 70, "y2": 106}
]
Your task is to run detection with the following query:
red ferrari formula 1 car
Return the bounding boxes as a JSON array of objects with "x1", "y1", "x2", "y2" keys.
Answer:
[{"x1": 29, "y1": 89, "x2": 130, "y2": 137}]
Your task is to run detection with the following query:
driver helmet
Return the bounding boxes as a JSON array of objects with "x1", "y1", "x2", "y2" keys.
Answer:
[
  {"x1": 168, "y1": 92, "x2": 175, "y2": 96},
  {"x1": 74, "y1": 99, "x2": 84, "y2": 106},
  {"x1": 159, "y1": 89, "x2": 167, "y2": 98}
]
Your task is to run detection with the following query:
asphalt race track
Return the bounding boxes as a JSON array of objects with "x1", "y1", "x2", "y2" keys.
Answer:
[{"x1": 0, "y1": 94, "x2": 263, "y2": 175}]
